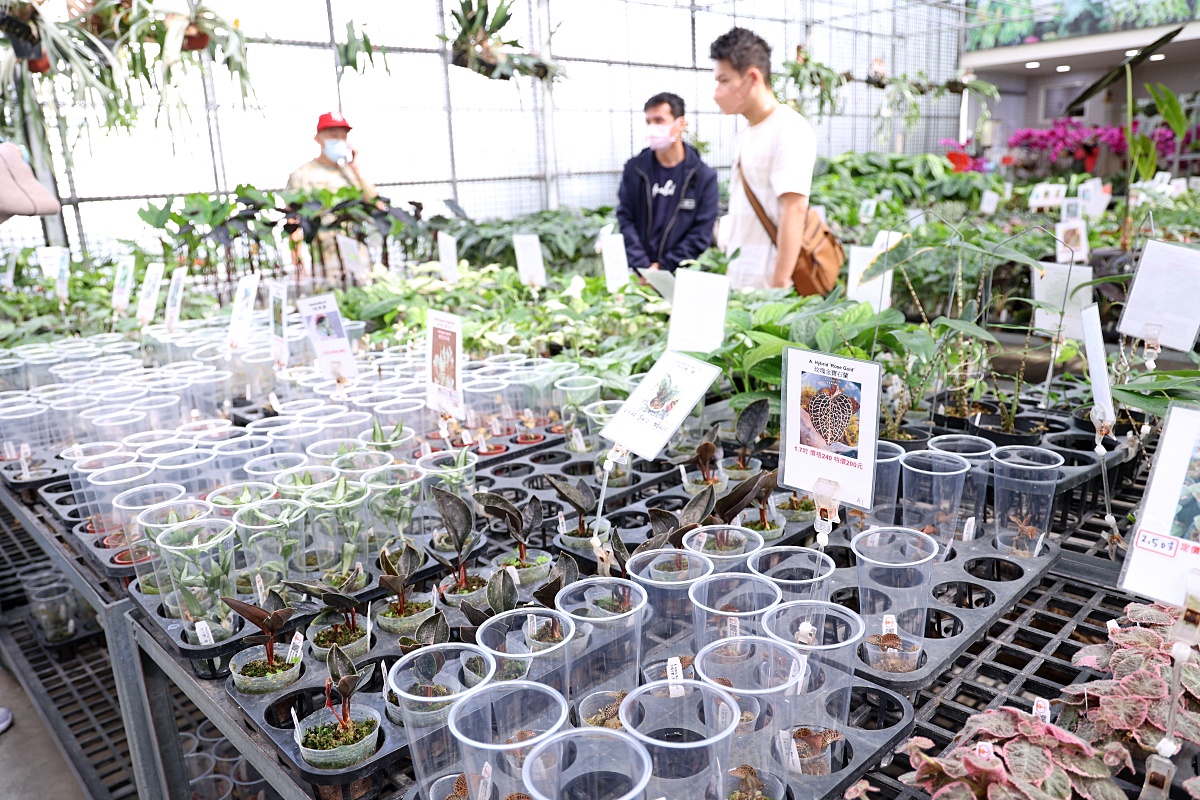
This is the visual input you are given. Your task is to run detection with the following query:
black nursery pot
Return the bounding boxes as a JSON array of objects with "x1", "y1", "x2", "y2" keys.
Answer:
[
  {"x1": 967, "y1": 413, "x2": 1045, "y2": 447},
  {"x1": 880, "y1": 423, "x2": 932, "y2": 452},
  {"x1": 926, "y1": 391, "x2": 1000, "y2": 431}
]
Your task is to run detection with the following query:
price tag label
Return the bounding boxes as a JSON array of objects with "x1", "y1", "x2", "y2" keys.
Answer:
[
  {"x1": 882, "y1": 615, "x2": 898, "y2": 635},
  {"x1": 1033, "y1": 697, "x2": 1051, "y2": 723},
  {"x1": 975, "y1": 741, "x2": 994, "y2": 760},
  {"x1": 195, "y1": 620, "x2": 215, "y2": 645},
  {"x1": 963, "y1": 517, "x2": 976, "y2": 541},
  {"x1": 287, "y1": 630, "x2": 304, "y2": 663},
  {"x1": 1134, "y1": 531, "x2": 1177, "y2": 557},
  {"x1": 666, "y1": 656, "x2": 684, "y2": 698}
]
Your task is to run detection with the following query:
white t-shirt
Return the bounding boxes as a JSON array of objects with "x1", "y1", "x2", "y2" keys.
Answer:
[{"x1": 724, "y1": 104, "x2": 818, "y2": 289}]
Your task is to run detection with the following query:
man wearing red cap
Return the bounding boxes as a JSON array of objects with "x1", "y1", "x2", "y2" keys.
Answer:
[{"x1": 286, "y1": 111, "x2": 377, "y2": 200}]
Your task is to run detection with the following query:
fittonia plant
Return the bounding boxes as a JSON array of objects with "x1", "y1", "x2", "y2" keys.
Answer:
[
  {"x1": 304, "y1": 644, "x2": 377, "y2": 750},
  {"x1": 378, "y1": 544, "x2": 426, "y2": 619},
  {"x1": 426, "y1": 488, "x2": 483, "y2": 596},
  {"x1": 732, "y1": 399, "x2": 776, "y2": 470},
  {"x1": 220, "y1": 590, "x2": 295, "y2": 675},
  {"x1": 475, "y1": 491, "x2": 543, "y2": 569}
]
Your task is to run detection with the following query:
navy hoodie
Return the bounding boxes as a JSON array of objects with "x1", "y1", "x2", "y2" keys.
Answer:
[{"x1": 615, "y1": 143, "x2": 719, "y2": 273}]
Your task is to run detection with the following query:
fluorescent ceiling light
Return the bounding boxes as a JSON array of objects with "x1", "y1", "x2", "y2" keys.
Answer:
[
  {"x1": 1149, "y1": 54, "x2": 1166, "y2": 61},
  {"x1": 1125, "y1": 49, "x2": 1140, "y2": 57},
  {"x1": 1056, "y1": 65, "x2": 1071, "y2": 72},
  {"x1": 1025, "y1": 61, "x2": 1040, "y2": 69}
]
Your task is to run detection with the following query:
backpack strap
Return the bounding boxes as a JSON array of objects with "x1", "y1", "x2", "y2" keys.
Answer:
[{"x1": 738, "y1": 161, "x2": 778, "y2": 246}]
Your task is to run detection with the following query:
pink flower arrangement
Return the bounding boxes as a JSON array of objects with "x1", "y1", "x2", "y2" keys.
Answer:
[{"x1": 1009, "y1": 118, "x2": 1188, "y2": 162}]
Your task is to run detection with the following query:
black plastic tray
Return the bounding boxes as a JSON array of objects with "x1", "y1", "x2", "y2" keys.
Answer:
[{"x1": 0, "y1": 445, "x2": 69, "y2": 492}]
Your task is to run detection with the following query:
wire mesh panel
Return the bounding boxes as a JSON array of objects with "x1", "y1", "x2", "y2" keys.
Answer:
[{"x1": 13, "y1": 0, "x2": 974, "y2": 253}]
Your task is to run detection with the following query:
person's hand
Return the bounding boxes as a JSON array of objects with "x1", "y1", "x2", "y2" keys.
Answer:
[
  {"x1": 348, "y1": 147, "x2": 361, "y2": 171},
  {"x1": 648, "y1": 263, "x2": 660, "y2": 271}
]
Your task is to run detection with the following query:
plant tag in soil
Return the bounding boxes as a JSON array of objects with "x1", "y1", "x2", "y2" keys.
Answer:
[
  {"x1": 501, "y1": 403, "x2": 514, "y2": 420},
  {"x1": 194, "y1": 620, "x2": 215, "y2": 646},
  {"x1": 726, "y1": 615, "x2": 741, "y2": 638},
  {"x1": 962, "y1": 516, "x2": 976, "y2": 541},
  {"x1": 780, "y1": 730, "x2": 804, "y2": 771},
  {"x1": 1033, "y1": 697, "x2": 1051, "y2": 723},
  {"x1": 291, "y1": 708, "x2": 303, "y2": 745},
  {"x1": 255, "y1": 574, "x2": 266, "y2": 605},
  {"x1": 790, "y1": 654, "x2": 809, "y2": 686},
  {"x1": 527, "y1": 613, "x2": 537, "y2": 636},
  {"x1": 666, "y1": 656, "x2": 685, "y2": 697},
  {"x1": 490, "y1": 418, "x2": 503, "y2": 437},
  {"x1": 678, "y1": 465, "x2": 687, "y2": 484},
  {"x1": 1034, "y1": 533, "x2": 1046, "y2": 557},
  {"x1": 1107, "y1": 619, "x2": 1120, "y2": 633},
  {"x1": 882, "y1": 615, "x2": 897, "y2": 636},
  {"x1": 717, "y1": 699, "x2": 733, "y2": 729},
  {"x1": 366, "y1": 600, "x2": 372, "y2": 642},
  {"x1": 975, "y1": 741, "x2": 994, "y2": 760},
  {"x1": 461, "y1": 428, "x2": 474, "y2": 446},
  {"x1": 3, "y1": 441, "x2": 15, "y2": 461},
  {"x1": 478, "y1": 761, "x2": 493, "y2": 800},
  {"x1": 420, "y1": 442, "x2": 433, "y2": 458},
  {"x1": 267, "y1": 392, "x2": 281, "y2": 413},
  {"x1": 18, "y1": 443, "x2": 30, "y2": 479},
  {"x1": 287, "y1": 630, "x2": 304, "y2": 663},
  {"x1": 571, "y1": 428, "x2": 587, "y2": 451},
  {"x1": 557, "y1": 511, "x2": 567, "y2": 535},
  {"x1": 438, "y1": 419, "x2": 450, "y2": 440}
]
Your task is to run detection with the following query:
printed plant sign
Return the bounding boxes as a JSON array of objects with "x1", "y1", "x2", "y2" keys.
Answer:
[
  {"x1": 780, "y1": 348, "x2": 882, "y2": 510},
  {"x1": 600, "y1": 351, "x2": 721, "y2": 461},
  {"x1": 426, "y1": 310, "x2": 464, "y2": 419},
  {"x1": 296, "y1": 293, "x2": 358, "y2": 382},
  {"x1": 1121, "y1": 404, "x2": 1200, "y2": 605}
]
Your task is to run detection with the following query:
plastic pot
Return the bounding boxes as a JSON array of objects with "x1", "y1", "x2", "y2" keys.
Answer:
[
  {"x1": 296, "y1": 706, "x2": 380, "y2": 770},
  {"x1": 229, "y1": 644, "x2": 302, "y2": 694}
]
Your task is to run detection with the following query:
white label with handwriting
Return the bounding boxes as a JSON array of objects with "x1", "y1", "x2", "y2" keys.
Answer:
[
  {"x1": 666, "y1": 656, "x2": 684, "y2": 697},
  {"x1": 1033, "y1": 697, "x2": 1051, "y2": 723},
  {"x1": 194, "y1": 620, "x2": 214, "y2": 645},
  {"x1": 255, "y1": 574, "x2": 266, "y2": 605},
  {"x1": 781, "y1": 730, "x2": 803, "y2": 771},
  {"x1": 287, "y1": 630, "x2": 304, "y2": 663},
  {"x1": 478, "y1": 761, "x2": 492, "y2": 800}
]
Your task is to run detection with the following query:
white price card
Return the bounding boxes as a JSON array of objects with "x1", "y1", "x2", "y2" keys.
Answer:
[
  {"x1": 512, "y1": 234, "x2": 547, "y2": 288},
  {"x1": 135, "y1": 262, "x2": 165, "y2": 327},
  {"x1": 296, "y1": 293, "x2": 358, "y2": 382},
  {"x1": 601, "y1": 233, "x2": 630, "y2": 294},
  {"x1": 979, "y1": 190, "x2": 1000, "y2": 215},
  {"x1": 1081, "y1": 304, "x2": 1114, "y2": 424},
  {"x1": 0, "y1": 251, "x2": 16, "y2": 291},
  {"x1": 335, "y1": 234, "x2": 371, "y2": 282},
  {"x1": 164, "y1": 266, "x2": 187, "y2": 333},
  {"x1": 226, "y1": 273, "x2": 260, "y2": 349},
  {"x1": 1120, "y1": 403, "x2": 1200, "y2": 605},
  {"x1": 35, "y1": 245, "x2": 64, "y2": 280},
  {"x1": 1061, "y1": 197, "x2": 1083, "y2": 223},
  {"x1": 858, "y1": 199, "x2": 877, "y2": 224},
  {"x1": 600, "y1": 351, "x2": 721, "y2": 462},
  {"x1": 1118, "y1": 240, "x2": 1200, "y2": 353},
  {"x1": 111, "y1": 254, "x2": 135, "y2": 314},
  {"x1": 426, "y1": 309, "x2": 465, "y2": 419},
  {"x1": 1029, "y1": 183, "x2": 1066, "y2": 210},
  {"x1": 1054, "y1": 220, "x2": 1088, "y2": 265},
  {"x1": 1031, "y1": 262, "x2": 1093, "y2": 341},
  {"x1": 270, "y1": 280, "x2": 288, "y2": 368},
  {"x1": 438, "y1": 231, "x2": 459, "y2": 284},
  {"x1": 594, "y1": 222, "x2": 614, "y2": 254},
  {"x1": 779, "y1": 347, "x2": 882, "y2": 510},
  {"x1": 51, "y1": 248, "x2": 70, "y2": 304},
  {"x1": 666, "y1": 270, "x2": 728, "y2": 354},
  {"x1": 846, "y1": 245, "x2": 893, "y2": 313}
]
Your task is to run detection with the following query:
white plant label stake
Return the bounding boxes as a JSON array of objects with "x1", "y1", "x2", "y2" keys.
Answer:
[
  {"x1": 717, "y1": 699, "x2": 733, "y2": 729},
  {"x1": 291, "y1": 708, "x2": 303, "y2": 746},
  {"x1": 666, "y1": 656, "x2": 685, "y2": 698},
  {"x1": 780, "y1": 730, "x2": 804, "y2": 771},
  {"x1": 195, "y1": 620, "x2": 215, "y2": 646},
  {"x1": 136, "y1": 262, "x2": 165, "y2": 327},
  {"x1": 255, "y1": 574, "x2": 266, "y2": 606},
  {"x1": 882, "y1": 615, "x2": 898, "y2": 636},
  {"x1": 18, "y1": 443, "x2": 30, "y2": 479},
  {"x1": 287, "y1": 631, "x2": 304, "y2": 663},
  {"x1": 1033, "y1": 697, "x2": 1051, "y2": 723},
  {"x1": 963, "y1": 517, "x2": 976, "y2": 541},
  {"x1": 164, "y1": 266, "x2": 187, "y2": 333},
  {"x1": 478, "y1": 762, "x2": 493, "y2": 800}
]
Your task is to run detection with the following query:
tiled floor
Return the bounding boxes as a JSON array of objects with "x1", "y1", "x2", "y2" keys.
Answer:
[{"x1": 0, "y1": 659, "x2": 87, "y2": 800}]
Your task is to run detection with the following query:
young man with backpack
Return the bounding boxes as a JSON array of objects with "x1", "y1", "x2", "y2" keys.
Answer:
[{"x1": 711, "y1": 27, "x2": 842, "y2": 293}]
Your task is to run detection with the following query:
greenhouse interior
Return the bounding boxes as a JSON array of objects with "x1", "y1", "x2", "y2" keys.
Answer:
[{"x1": 1, "y1": 0, "x2": 1200, "y2": 799}]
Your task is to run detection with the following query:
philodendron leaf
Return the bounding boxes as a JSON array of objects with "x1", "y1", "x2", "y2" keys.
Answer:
[
  {"x1": 546, "y1": 474, "x2": 587, "y2": 514},
  {"x1": 487, "y1": 568, "x2": 517, "y2": 614},
  {"x1": 735, "y1": 398, "x2": 771, "y2": 448},
  {"x1": 328, "y1": 643, "x2": 356, "y2": 686},
  {"x1": 649, "y1": 508, "x2": 680, "y2": 538},
  {"x1": 433, "y1": 487, "x2": 474, "y2": 553},
  {"x1": 679, "y1": 486, "x2": 716, "y2": 527}
]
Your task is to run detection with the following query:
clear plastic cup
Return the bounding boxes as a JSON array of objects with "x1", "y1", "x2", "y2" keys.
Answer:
[
  {"x1": 930, "y1": 434, "x2": 996, "y2": 540},
  {"x1": 521, "y1": 727, "x2": 652, "y2": 800},
  {"x1": 627, "y1": 549, "x2": 714, "y2": 677},
  {"x1": 474, "y1": 609, "x2": 575, "y2": 698},
  {"x1": 899, "y1": 449, "x2": 970, "y2": 557},
  {"x1": 689, "y1": 573, "x2": 782, "y2": 652},
  {"x1": 682, "y1": 525, "x2": 764, "y2": 574},
  {"x1": 747, "y1": 546, "x2": 836, "y2": 603},
  {"x1": 554, "y1": 577, "x2": 647, "y2": 702},
  {"x1": 851, "y1": 528, "x2": 938, "y2": 673},
  {"x1": 992, "y1": 445, "x2": 1063, "y2": 557}
]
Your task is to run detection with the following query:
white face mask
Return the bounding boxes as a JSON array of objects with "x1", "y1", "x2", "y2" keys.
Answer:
[
  {"x1": 323, "y1": 139, "x2": 351, "y2": 164},
  {"x1": 646, "y1": 123, "x2": 678, "y2": 152}
]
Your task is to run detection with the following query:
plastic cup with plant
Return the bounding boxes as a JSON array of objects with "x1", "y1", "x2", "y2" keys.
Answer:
[
  {"x1": 221, "y1": 589, "x2": 297, "y2": 679},
  {"x1": 301, "y1": 644, "x2": 377, "y2": 752},
  {"x1": 475, "y1": 491, "x2": 547, "y2": 575}
]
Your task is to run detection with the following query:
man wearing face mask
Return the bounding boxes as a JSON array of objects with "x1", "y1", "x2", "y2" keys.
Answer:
[
  {"x1": 286, "y1": 112, "x2": 377, "y2": 200},
  {"x1": 712, "y1": 28, "x2": 830, "y2": 293},
  {"x1": 616, "y1": 93, "x2": 719, "y2": 275}
]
